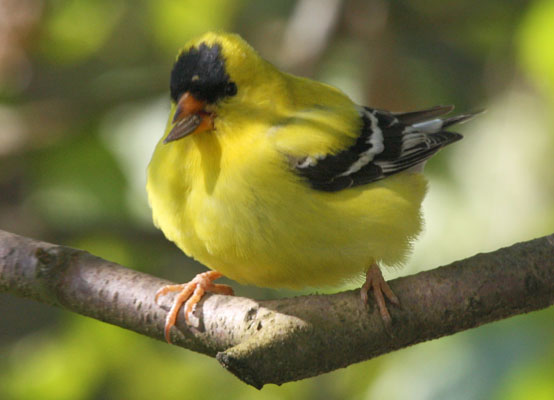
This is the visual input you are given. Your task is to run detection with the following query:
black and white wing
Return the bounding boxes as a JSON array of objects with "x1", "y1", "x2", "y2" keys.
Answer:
[{"x1": 294, "y1": 105, "x2": 477, "y2": 192}]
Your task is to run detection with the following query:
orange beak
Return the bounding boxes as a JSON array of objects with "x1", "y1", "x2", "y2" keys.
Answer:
[{"x1": 164, "y1": 92, "x2": 214, "y2": 144}]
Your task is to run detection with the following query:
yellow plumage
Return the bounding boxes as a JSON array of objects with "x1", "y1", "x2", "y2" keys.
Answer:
[{"x1": 146, "y1": 32, "x2": 429, "y2": 289}]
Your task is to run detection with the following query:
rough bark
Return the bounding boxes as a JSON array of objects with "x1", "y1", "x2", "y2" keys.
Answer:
[{"x1": 1, "y1": 229, "x2": 553, "y2": 388}]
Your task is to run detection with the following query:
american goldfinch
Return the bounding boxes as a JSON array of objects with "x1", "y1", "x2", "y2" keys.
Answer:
[{"x1": 147, "y1": 32, "x2": 476, "y2": 343}]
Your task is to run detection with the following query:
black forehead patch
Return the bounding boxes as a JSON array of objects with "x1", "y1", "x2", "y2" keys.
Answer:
[{"x1": 170, "y1": 43, "x2": 236, "y2": 104}]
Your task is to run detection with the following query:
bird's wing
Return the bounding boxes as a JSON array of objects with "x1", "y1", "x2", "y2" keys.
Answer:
[{"x1": 293, "y1": 105, "x2": 478, "y2": 191}]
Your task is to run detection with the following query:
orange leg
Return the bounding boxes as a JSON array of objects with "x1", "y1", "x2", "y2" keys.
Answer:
[
  {"x1": 361, "y1": 263, "x2": 399, "y2": 326},
  {"x1": 155, "y1": 271, "x2": 234, "y2": 344}
]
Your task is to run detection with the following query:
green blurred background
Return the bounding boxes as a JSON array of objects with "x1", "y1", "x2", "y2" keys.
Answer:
[{"x1": 1, "y1": 0, "x2": 553, "y2": 399}]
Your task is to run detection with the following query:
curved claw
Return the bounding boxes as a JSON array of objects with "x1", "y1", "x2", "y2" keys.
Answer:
[
  {"x1": 155, "y1": 271, "x2": 234, "y2": 344},
  {"x1": 361, "y1": 263, "x2": 399, "y2": 328}
]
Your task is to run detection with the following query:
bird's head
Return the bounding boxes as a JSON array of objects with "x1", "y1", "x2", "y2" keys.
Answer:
[{"x1": 163, "y1": 32, "x2": 271, "y2": 144}]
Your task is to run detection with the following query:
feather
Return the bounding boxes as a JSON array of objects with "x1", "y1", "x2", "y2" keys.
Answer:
[
  {"x1": 296, "y1": 106, "x2": 477, "y2": 191},
  {"x1": 394, "y1": 105, "x2": 454, "y2": 124}
]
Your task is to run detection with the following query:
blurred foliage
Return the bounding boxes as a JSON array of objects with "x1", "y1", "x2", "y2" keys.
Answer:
[
  {"x1": 148, "y1": 0, "x2": 245, "y2": 53},
  {"x1": 518, "y1": 0, "x2": 554, "y2": 106},
  {"x1": 38, "y1": 0, "x2": 125, "y2": 64},
  {"x1": 0, "y1": 0, "x2": 553, "y2": 399}
]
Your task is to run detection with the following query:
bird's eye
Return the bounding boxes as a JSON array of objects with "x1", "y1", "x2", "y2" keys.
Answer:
[{"x1": 225, "y1": 82, "x2": 237, "y2": 96}]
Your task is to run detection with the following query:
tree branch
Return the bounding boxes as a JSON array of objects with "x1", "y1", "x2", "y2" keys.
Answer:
[{"x1": 1, "y1": 229, "x2": 553, "y2": 388}]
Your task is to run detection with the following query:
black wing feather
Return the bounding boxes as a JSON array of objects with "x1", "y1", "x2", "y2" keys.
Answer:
[{"x1": 295, "y1": 105, "x2": 476, "y2": 192}]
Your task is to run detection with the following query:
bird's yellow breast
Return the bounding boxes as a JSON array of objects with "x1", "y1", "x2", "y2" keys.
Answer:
[{"x1": 147, "y1": 97, "x2": 427, "y2": 288}]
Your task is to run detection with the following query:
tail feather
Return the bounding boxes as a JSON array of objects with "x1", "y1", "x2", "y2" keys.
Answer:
[
  {"x1": 442, "y1": 109, "x2": 484, "y2": 128},
  {"x1": 394, "y1": 105, "x2": 454, "y2": 125},
  {"x1": 403, "y1": 108, "x2": 483, "y2": 134}
]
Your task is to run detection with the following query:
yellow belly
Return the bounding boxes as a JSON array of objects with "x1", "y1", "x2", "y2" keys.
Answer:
[{"x1": 147, "y1": 135, "x2": 427, "y2": 289}]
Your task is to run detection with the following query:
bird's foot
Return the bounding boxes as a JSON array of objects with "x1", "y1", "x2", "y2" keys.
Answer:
[
  {"x1": 155, "y1": 270, "x2": 234, "y2": 343},
  {"x1": 361, "y1": 264, "x2": 399, "y2": 328}
]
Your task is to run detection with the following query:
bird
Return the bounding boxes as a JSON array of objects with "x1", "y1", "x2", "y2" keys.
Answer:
[{"x1": 146, "y1": 32, "x2": 477, "y2": 343}]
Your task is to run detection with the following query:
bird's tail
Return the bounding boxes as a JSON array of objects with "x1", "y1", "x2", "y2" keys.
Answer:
[{"x1": 395, "y1": 105, "x2": 483, "y2": 134}]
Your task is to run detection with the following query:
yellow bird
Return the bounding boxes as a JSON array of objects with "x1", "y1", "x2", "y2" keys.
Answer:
[{"x1": 147, "y1": 32, "x2": 476, "y2": 343}]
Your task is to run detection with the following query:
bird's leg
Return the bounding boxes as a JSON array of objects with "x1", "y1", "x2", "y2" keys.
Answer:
[
  {"x1": 361, "y1": 263, "x2": 399, "y2": 326},
  {"x1": 155, "y1": 270, "x2": 234, "y2": 344}
]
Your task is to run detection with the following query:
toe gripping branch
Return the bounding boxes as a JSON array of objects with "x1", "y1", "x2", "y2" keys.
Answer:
[{"x1": 155, "y1": 271, "x2": 234, "y2": 343}]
